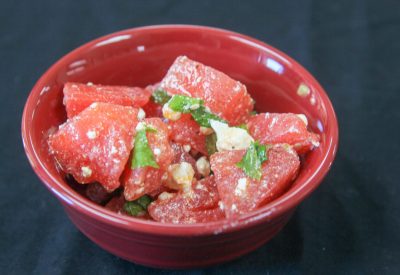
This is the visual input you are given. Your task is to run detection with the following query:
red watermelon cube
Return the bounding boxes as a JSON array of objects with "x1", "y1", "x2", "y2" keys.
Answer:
[
  {"x1": 160, "y1": 56, "x2": 254, "y2": 125},
  {"x1": 48, "y1": 103, "x2": 138, "y2": 192},
  {"x1": 122, "y1": 118, "x2": 174, "y2": 201},
  {"x1": 63, "y1": 82, "x2": 151, "y2": 118},
  {"x1": 168, "y1": 114, "x2": 208, "y2": 156},
  {"x1": 247, "y1": 113, "x2": 320, "y2": 154},
  {"x1": 210, "y1": 145, "x2": 300, "y2": 219},
  {"x1": 148, "y1": 176, "x2": 225, "y2": 224}
]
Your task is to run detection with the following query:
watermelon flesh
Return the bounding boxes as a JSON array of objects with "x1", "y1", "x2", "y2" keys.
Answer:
[
  {"x1": 160, "y1": 56, "x2": 254, "y2": 125},
  {"x1": 148, "y1": 176, "x2": 225, "y2": 224},
  {"x1": 122, "y1": 118, "x2": 174, "y2": 201},
  {"x1": 63, "y1": 82, "x2": 151, "y2": 118},
  {"x1": 168, "y1": 114, "x2": 208, "y2": 156},
  {"x1": 47, "y1": 56, "x2": 322, "y2": 223},
  {"x1": 247, "y1": 113, "x2": 320, "y2": 154},
  {"x1": 210, "y1": 145, "x2": 300, "y2": 219},
  {"x1": 48, "y1": 103, "x2": 138, "y2": 192}
]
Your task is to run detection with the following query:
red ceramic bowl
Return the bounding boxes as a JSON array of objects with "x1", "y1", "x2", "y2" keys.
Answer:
[{"x1": 22, "y1": 25, "x2": 338, "y2": 269}]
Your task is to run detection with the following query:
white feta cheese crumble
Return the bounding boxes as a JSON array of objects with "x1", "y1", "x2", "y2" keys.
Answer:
[
  {"x1": 110, "y1": 145, "x2": 118, "y2": 154},
  {"x1": 158, "y1": 192, "x2": 174, "y2": 200},
  {"x1": 81, "y1": 166, "x2": 92, "y2": 177},
  {"x1": 89, "y1": 102, "x2": 98, "y2": 109},
  {"x1": 231, "y1": 204, "x2": 238, "y2": 211},
  {"x1": 199, "y1": 126, "x2": 214, "y2": 135},
  {"x1": 196, "y1": 156, "x2": 211, "y2": 177},
  {"x1": 189, "y1": 103, "x2": 200, "y2": 110},
  {"x1": 153, "y1": 148, "x2": 161, "y2": 156},
  {"x1": 296, "y1": 114, "x2": 308, "y2": 126},
  {"x1": 87, "y1": 82, "x2": 94, "y2": 86},
  {"x1": 162, "y1": 104, "x2": 181, "y2": 121},
  {"x1": 183, "y1": 144, "x2": 191, "y2": 152},
  {"x1": 234, "y1": 178, "x2": 248, "y2": 196},
  {"x1": 168, "y1": 162, "x2": 195, "y2": 192},
  {"x1": 135, "y1": 121, "x2": 146, "y2": 131},
  {"x1": 297, "y1": 83, "x2": 310, "y2": 97},
  {"x1": 210, "y1": 120, "x2": 254, "y2": 151},
  {"x1": 86, "y1": 130, "x2": 97, "y2": 139},
  {"x1": 137, "y1": 108, "x2": 146, "y2": 120}
]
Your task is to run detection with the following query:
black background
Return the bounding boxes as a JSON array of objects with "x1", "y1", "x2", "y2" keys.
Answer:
[{"x1": 1, "y1": 0, "x2": 399, "y2": 274}]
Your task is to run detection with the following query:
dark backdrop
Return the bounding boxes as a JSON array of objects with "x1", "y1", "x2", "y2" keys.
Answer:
[{"x1": 1, "y1": 0, "x2": 399, "y2": 274}]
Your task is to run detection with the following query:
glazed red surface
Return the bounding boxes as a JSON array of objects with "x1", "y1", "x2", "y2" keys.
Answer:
[{"x1": 22, "y1": 25, "x2": 338, "y2": 268}]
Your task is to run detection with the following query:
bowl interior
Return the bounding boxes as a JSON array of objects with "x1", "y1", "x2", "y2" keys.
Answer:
[{"x1": 23, "y1": 26, "x2": 337, "y2": 231}]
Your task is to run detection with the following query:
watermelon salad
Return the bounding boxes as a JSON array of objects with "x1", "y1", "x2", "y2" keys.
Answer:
[{"x1": 48, "y1": 56, "x2": 320, "y2": 224}]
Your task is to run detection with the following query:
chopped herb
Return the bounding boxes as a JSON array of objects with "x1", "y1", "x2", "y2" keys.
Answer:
[
  {"x1": 136, "y1": 195, "x2": 152, "y2": 209},
  {"x1": 236, "y1": 141, "x2": 270, "y2": 180},
  {"x1": 191, "y1": 106, "x2": 225, "y2": 128},
  {"x1": 250, "y1": 110, "x2": 258, "y2": 115},
  {"x1": 168, "y1": 95, "x2": 204, "y2": 113},
  {"x1": 123, "y1": 201, "x2": 146, "y2": 216},
  {"x1": 131, "y1": 127, "x2": 159, "y2": 169},
  {"x1": 235, "y1": 123, "x2": 248, "y2": 131},
  {"x1": 206, "y1": 133, "x2": 218, "y2": 155},
  {"x1": 166, "y1": 95, "x2": 225, "y2": 127},
  {"x1": 124, "y1": 195, "x2": 153, "y2": 216},
  {"x1": 151, "y1": 89, "x2": 171, "y2": 105}
]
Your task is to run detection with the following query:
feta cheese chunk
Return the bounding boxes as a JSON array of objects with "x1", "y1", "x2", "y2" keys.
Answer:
[
  {"x1": 296, "y1": 114, "x2": 308, "y2": 126},
  {"x1": 199, "y1": 126, "x2": 214, "y2": 135},
  {"x1": 81, "y1": 166, "x2": 92, "y2": 177},
  {"x1": 210, "y1": 120, "x2": 254, "y2": 151},
  {"x1": 137, "y1": 108, "x2": 146, "y2": 120},
  {"x1": 234, "y1": 177, "x2": 248, "y2": 196},
  {"x1": 162, "y1": 104, "x2": 181, "y2": 121},
  {"x1": 196, "y1": 156, "x2": 211, "y2": 177},
  {"x1": 168, "y1": 162, "x2": 195, "y2": 192}
]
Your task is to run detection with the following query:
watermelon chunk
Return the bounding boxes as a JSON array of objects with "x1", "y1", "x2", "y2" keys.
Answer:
[
  {"x1": 148, "y1": 176, "x2": 224, "y2": 224},
  {"x1": 48, "y1": 103, "x2": 138, "y2": 192},
  {"x1": 210, "y1": 145, "x2": 300, "y2": 219},
  {"x1": 247, "y1": 113, "x2": 320, "y2": 154},
  {"x1": 63, "y1": 82, "x2": 151, "y2": 118},
  {"x1": 122, "y1": 118, "x2": 173, "y2": 201},
  {"x1": 105, "y1": 195, "x2": 125, "y2": 213},
  {"x1": 168, "y1": 114, "x2": 208, "y2": 156},
  {"x1": 85, "y1": 182, "x2": 113, "y2": 204},
  {"x1": 160, "y1": 56, "x2": 254, "y2": 125}
]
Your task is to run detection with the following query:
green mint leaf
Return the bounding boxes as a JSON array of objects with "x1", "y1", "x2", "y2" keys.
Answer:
[
  {"x1": 136, "y1": 195, "x2": 152, "y2": 209},
  {"x1": 165, "y1": 94, "x2": 225, "y2": 127},
  {"x1": 250, "y1": 111, "x2": 257, "y2": 115},
  {"x1": 205, "y1": 133, "x2": 218, "y2": 155},
  {"x1": 235, "y1": 123, "x2": 248, "y2": 131},
  {"x1": 151, "y1": 89, "x2": 171, "y2": 105},
  {"x1": 123, "y1": 195, "x2": 153, "y2": 217},
  {"x1": 167, "y1": 95, "x2": 204, "y2": 113},
  {"x1": 123, "y1": 201, "x2": 146, "y2": 216},
  {"x1": 131, "y1": 128, "x2": 159, "y2": 169},
  {"x1": 190, "y1": 106, "x2": 225, "y2": 128},
  {"x1": 236, "y1": 141, "x2": 269, "y2": 180}
]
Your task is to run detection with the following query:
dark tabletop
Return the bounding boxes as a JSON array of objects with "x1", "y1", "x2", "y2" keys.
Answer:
[{"x1": 1, "y1": 0, "x2": 399, "y2": 274}]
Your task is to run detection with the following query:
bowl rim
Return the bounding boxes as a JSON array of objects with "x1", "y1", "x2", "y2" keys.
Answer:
[{"x1": 21, "y1": 24, "x2": 338, "y2": 236}]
